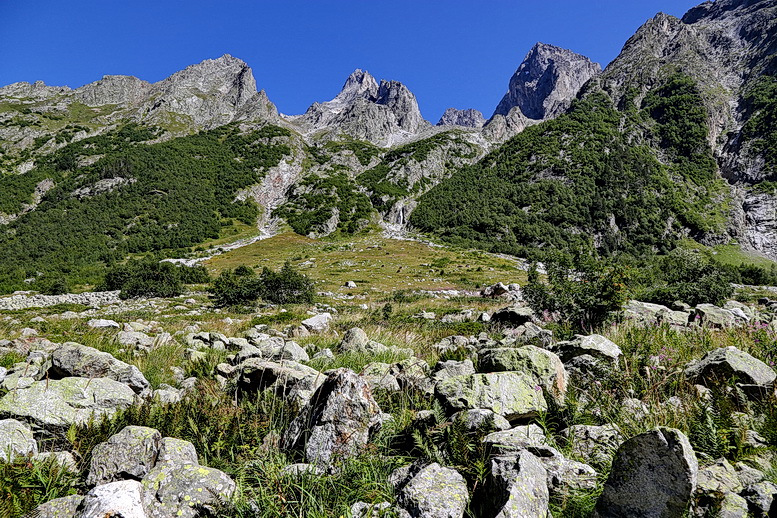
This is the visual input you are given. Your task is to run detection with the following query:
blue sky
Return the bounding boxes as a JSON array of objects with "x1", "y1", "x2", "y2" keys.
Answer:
[{"x1": 1, "y1": 1, "x2": 702, "y2": 121}]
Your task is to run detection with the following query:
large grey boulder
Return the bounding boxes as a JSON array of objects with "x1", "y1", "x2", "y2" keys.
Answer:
[
  {"x1": 157, "y1": 437, "x2": 198, "y2": 465},
  {"x1": 0, "y1": 377, "x2": 136, "y2": 431},
  {"x1": 485, "y1": 451, "x2": 550, "y2": 518},
  {"x1": 693, "y1": 304, "x2": 738, "y2": 328},
  {"x1": 435, "y1": 372, "x2": 547, "y2": 422},
  {"x1": 282, "y1": 368, "x2": 382, "y2": 465},
  {"x1": 235, "y1": 358, "x2": 323, "y2": 405},
  {"x1": 451, "y1": 409, "x2": 511, "y2": 434},
  {"x1": 594, "y1": 427, "x2": 698, "y2": 518},
  {"x1": 301, "y1": 313, "x2": 332, "y2": 333},
  {"x1": 483, "y1": 424, "x2": 547, "y2": 454},
  {"x1": 45, "y1": 342, "x2": 150, "y2": 395},
  {"x1": 560, "y1": 424, "x2": 622, "y2": 467},
  {"x1": 87, "y1": 425, "x2": 162, "y2": 486},
  {"x1": 553, "y1": 334, "x2": 621, "y2": 365},
  {"x1": 392, "y1": 462, "x2": 469, "y2": 518},
  {"x1": 478, "y1": 345, "x2": 568, "y2": 405},
  {"x1": 0, "y1": 418, "x2": 37, "y2": 461},
  {"x1": 79, "y1": 480, "x2": 149, "y2": 518},
  {"x1": 34, "y1": 495, "x2": 85, "y2": 518},
  {"x1": 490, "y1": 305, "x2": 534, "y2": 327},
  {"x1": 684, "y1": 346, "x2": 776, "y2": 394},
  {"x1": 142, "y1": 461, "x2": 235, "y2": 518}
]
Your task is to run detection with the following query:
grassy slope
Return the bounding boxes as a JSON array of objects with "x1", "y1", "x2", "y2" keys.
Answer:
[{"x1": 205, "y1": 230, "x2": 527, "y2": 293}]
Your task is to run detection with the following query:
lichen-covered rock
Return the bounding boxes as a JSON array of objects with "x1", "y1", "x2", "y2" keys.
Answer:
[
  {"x1": 235, "y1": 358, "x2": 323, "y2": 405},
  {"x1": 351, "y1": 501, "x2": 394, "y2": 518},
  {"x1": 693, "y1": 304, "x2": 739, "y2": 328},
  {"x1": 142, "y1": 461, "x2": 235, "y2": 518},
  {"x1": 684, "y1": 346, "x2": 776, "y2": 394},
  {"x1": 435, "y1": 372, "x2": 547, "y2": 422},
  {"x1": 717, "y1": 492, "x2": 749, "y2": 518},
  {"x1": 392, "y1": 462, "x2": 469, "y2": 518},
  {"x1": 33, "y1": 495, "x2": 85, "y2": 518},
  {"x1": 560, "y1": 424, "x2": 622, "y2": 467},
  {"x1": 431, "y1": 359, "x2": 476, "y2": 383},
  {"x1": 158, "y1": 437, "x2": 198, "y2": 465},
  {"x1": 87, "y1": 425, "x2": 162, "y2": 486},
  {"x1": 485, "y1": 451, "x2": 549, "y2": 518},
  {"x1": 553, "y1": 334, "x2": 621, "y2": 365},
  {"x1": 741, "y1": 481, "x2": 777, "y2": 517},
  {"x1": 478, "y1": 345, "x2": 567, "y2": 405},
  {"x1": 483, "y1": 424, "x2": 547, "y2": 454},
  {"x1": 80, "y1": 480, "x2": 149, "y2": 518},
  {"x1": 594, "y1": 427, "x2": 698, "y2": 518},
  {"x1": 301, "y1": 313, "x2": 332, "y2": 333},
  {"x1": 0, "y1": 377, "x2": 136, "y2": 431},
  {"x1": 451, "y1": 409, "x2": 511, "y2": 433},
  {"x1": 46, "y1": 342, "x2": 150, "y2": 395},
  {"x1": 0, "y1": 418, "x2": 37, "y2": 461},
  {"x1": 282, "y1": 368, "x2": 382, "y2": 465}
]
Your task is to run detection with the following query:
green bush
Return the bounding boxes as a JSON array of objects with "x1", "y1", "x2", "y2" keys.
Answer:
[
  {"x1": 35, "y1": 274, "x2": 69, "y2": 295},
  {"x1": 256, "y1": 262, "x2": 315, "y2": 305},
  {"x1": 210, "y1": 262, "x2": 314, "y2": 306},
  {"x1": 524, "y1": 254, "x2": 630, "y2": 333},
  {"x1": 0, "y1": 457, "x2": 78, "y2": 518},
  {"x1": 636, "y1": 249, "x2": 733, "y2": 306},
  {"x1": 210, "y1": 267, "x2": 263, "y2": 307},
  {"x1": 100, "y1": 260, "x2": 209, "y2": 299}
]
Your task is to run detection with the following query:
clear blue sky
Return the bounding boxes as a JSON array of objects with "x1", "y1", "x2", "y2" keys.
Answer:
[{"x1": 1, "y1": 1, "x2": 702, "y2": 121}]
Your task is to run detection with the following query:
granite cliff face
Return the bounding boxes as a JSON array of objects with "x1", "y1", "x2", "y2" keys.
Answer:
[
  {"x1": 492, "y1": 42, "x2": 602, "y2": 121},
  {"x1": 436, "y1": 108, "x2": 486, "y2": 128},
  {"x1": 292, "y1": 70, "x2": 429, "y2": 146}
]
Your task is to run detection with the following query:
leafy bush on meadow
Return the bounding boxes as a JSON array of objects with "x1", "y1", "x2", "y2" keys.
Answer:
[
  {"x1": 210, "y1": 262, "x2": 314, "y2": 306},
  {"x1": 100, "y1": 260, "x2": 210, "y2": 299}
]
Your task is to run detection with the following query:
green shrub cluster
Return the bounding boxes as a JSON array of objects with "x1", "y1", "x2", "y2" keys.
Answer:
[
  {"x1": 524, "y1": 253, "x2": 631, "y2": 333},
  {"x1": 99, "y1": 259, "x2": 210, "y2": 299},
  {"x1": 210, "y1": 262, "x2": 314, "y2": 306},
  {"x1": 274, "y1": 173, "x2": 372, "y2": 235}
]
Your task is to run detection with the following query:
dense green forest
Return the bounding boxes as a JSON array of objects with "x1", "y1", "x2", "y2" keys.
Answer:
[
  {"x1": 410, "y1": 74, "x2": 727, "y2": 260},
  {"x1": 0, "y1": 123, "x2": 292, "y2": 293}
]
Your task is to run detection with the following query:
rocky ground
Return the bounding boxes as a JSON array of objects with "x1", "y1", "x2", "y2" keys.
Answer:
[{"x1": 0, "y1": 283, "x2": 776, "y2": 517}]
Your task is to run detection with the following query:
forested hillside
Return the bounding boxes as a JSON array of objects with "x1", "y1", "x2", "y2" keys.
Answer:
[
  {"x1": 0, "y1": 123, "x2": 292, "y2": 292},
  {"x1": 411, "y1": 75, "x2": 728, "y2": 260}
]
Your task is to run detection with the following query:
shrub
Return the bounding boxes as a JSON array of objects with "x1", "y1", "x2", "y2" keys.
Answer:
[
  {"x1": 35, "y1": 274, "x2": 69, "y2": 295},
  {"x1": 210, "y1": 262, "x2": 314, "y2": 306},
  {"x1": 209, "y1": 267, "x2": 262, "y2": 307},
  {"x1": 257, "y1": 262, "x2": 315, "y2": 305},
  {"x1": 100, "y1": 260, "x2": 208, "y2": 299},
  {"x1": 524, "y1": 254, "x2": 630, "y2": 333},
  {"x1": 636, "y1": 249, "x2": 734, "y2": 306}
]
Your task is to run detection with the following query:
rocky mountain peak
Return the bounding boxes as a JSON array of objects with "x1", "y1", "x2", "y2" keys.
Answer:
[
  {"x1": 437, "y1": 108, "x2": 486, "y2": 128},
  {"x1": 492, "y1": 42, "x2": 601, "y2": 120},
  {"x1": 295, "y1": 72, "x2": 428, "y2": 144},
  {"x1": 144, "y1": 54, "x2": 271, "y2": 128},
  {"x1": 332, "y1": 69, "x2": 379, "y2": 105}
]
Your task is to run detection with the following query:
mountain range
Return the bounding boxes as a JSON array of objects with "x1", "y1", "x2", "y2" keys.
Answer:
[{"x1": 0, "y1": 0, "x2": 775, "y2": 292}]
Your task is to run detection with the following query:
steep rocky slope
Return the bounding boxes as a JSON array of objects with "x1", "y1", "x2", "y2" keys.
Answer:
[
  {"x1": 414, "y1": 0, "x2": 777, "y2": 260},
  {"x1": 492, "y1": 42, "x2": 602, "y2": 120},
  {"x1": 289, "y1": 69, "x2": 429, "y2": 146}
]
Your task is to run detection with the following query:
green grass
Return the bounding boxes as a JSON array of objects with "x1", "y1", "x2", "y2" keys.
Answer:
[{"x1": 205, "y1": 230, "x2": 526, "y2": 294}]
